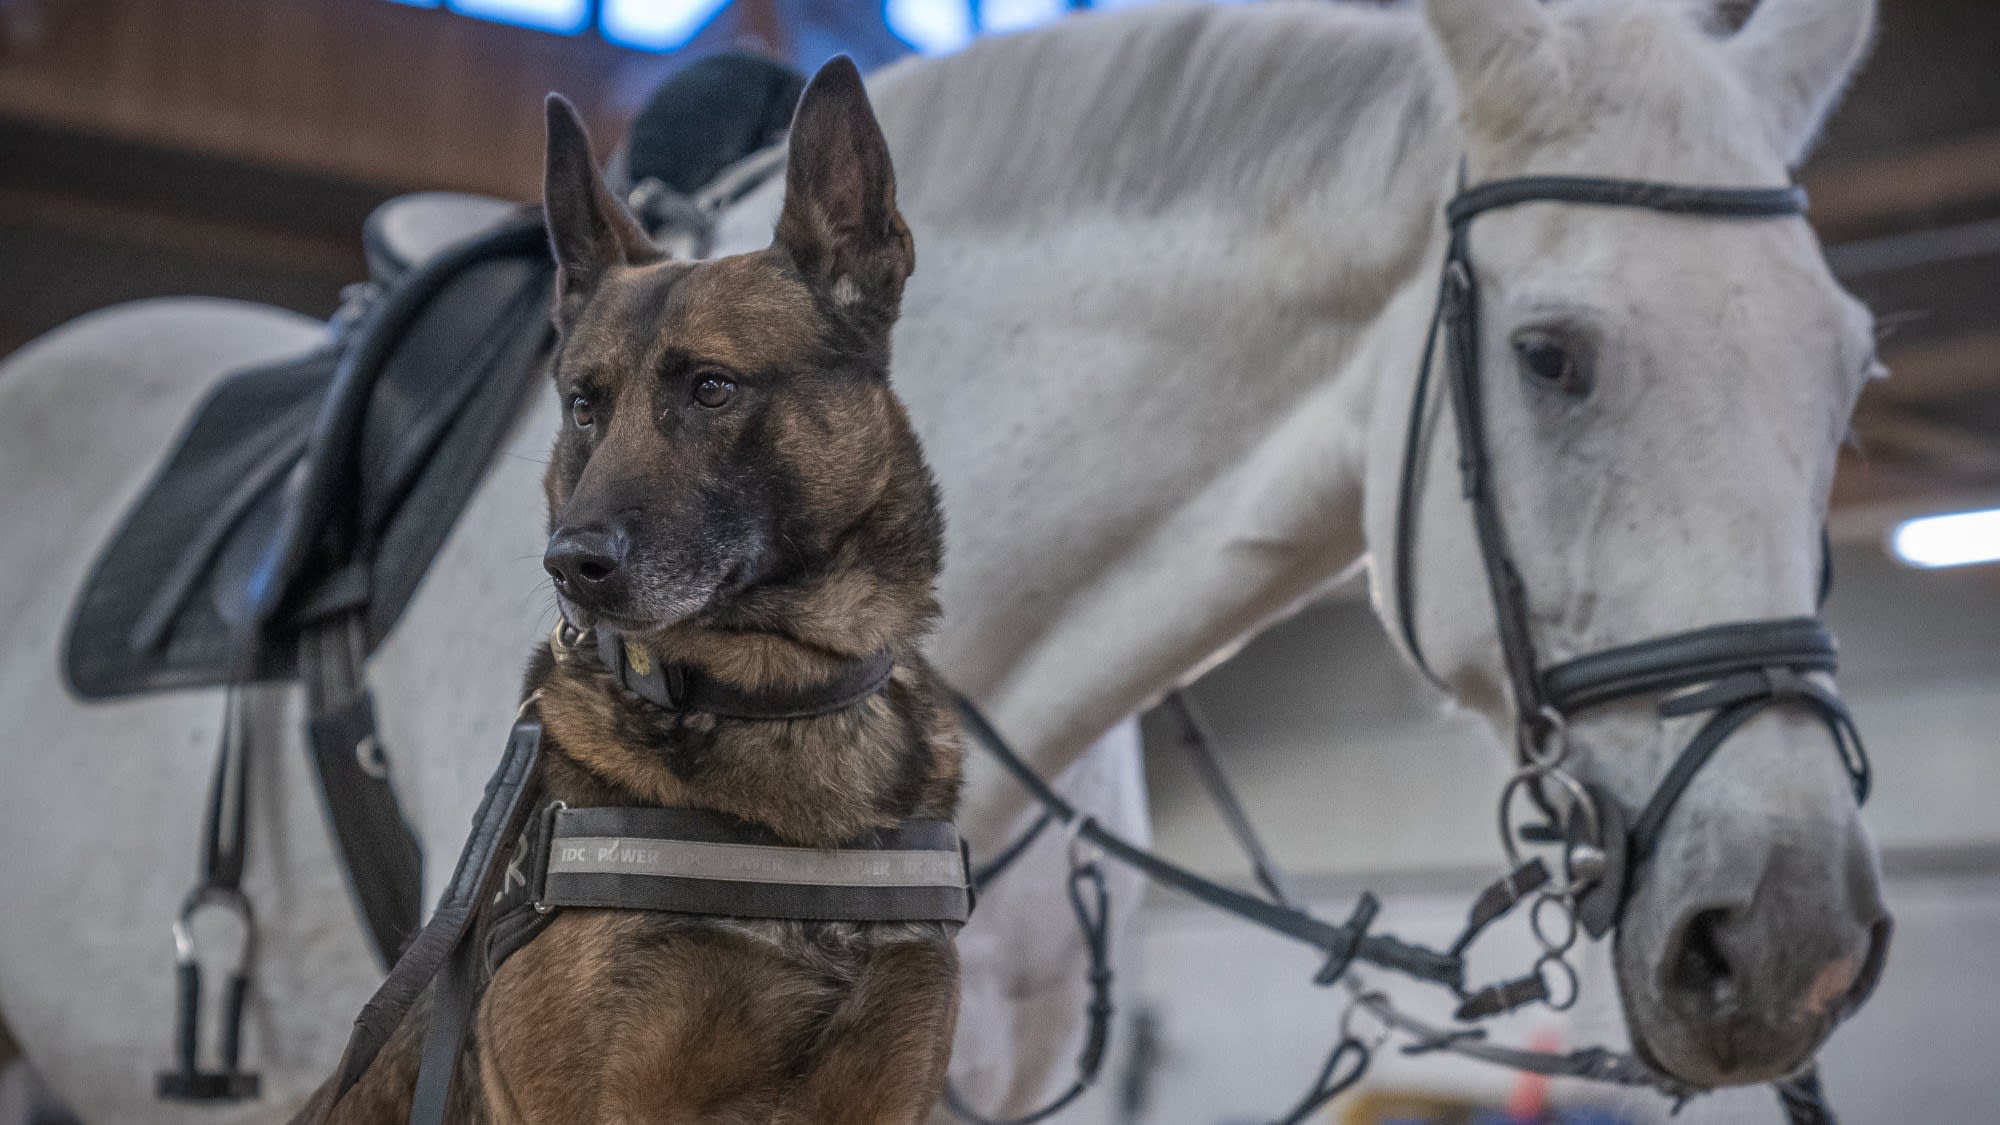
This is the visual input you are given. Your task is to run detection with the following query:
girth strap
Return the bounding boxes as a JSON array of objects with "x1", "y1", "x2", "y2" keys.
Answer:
[
  {"x1": 594, "y1": 628, "x2": 895, "y2": 719},
  {"x1": 533, "y1": 805, "x2": 971, "y2": 924}
]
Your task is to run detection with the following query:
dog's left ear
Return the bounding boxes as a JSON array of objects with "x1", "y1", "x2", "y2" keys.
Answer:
[
  {"x1": 544, "y1": 93, "x2": 661, "y2": 324},
  {"x1": 774, "y1": 56, "x2": 914, "y2": 307}
]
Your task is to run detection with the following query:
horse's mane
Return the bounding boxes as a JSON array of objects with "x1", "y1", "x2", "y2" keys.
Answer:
[{"x1": 869, "y1": 2, "x2": 1457, "y2": 226}]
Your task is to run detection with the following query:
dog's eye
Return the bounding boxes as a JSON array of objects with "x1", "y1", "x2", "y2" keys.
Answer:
[
  {"x1": 692, "y1": 375, "x2": 736, "y2": 409},
  {"x1": 1512, "y1": 329, "x2": 1591, "y2": 398},
  {"x1": 569, "y1": 395, "x2": 594, "y2": 429}
]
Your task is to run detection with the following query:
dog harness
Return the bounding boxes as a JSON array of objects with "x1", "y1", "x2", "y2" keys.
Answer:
[{"x1": 303, "y1": 630, "x2": 970, "y2": 1125}]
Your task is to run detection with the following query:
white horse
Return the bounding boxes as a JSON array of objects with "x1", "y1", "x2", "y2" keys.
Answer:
[{"x1": 0, "y1": 0, "x2": 1888, "y2": 1120}]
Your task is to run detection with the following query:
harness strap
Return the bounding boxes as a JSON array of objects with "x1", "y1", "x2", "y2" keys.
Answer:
[
  {"x1": 534, "y1": 806, "x2": 971, "y2": 924},
  {"x1": 300, "y1": 616, "x2": 424, "y2": 968},
  {"x1": 594, "y1": 628, "x2": 896, "y2": 719},
  {"x1": 299, "y1": 715, "x2": 546, "y2": 1125}
]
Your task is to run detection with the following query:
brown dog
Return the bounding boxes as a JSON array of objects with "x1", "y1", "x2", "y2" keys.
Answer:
[{"x1": 306, "y1": 57, "x2": 964, "y2": 1124}]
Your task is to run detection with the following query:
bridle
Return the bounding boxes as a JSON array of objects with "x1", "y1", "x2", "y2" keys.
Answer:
[
  {"x1": 943, "y1": 173, "x2": 1877, "y2": 1125},
  {"x1": 1388, "y1": 172, "x2": 1872, "y2": 959}
]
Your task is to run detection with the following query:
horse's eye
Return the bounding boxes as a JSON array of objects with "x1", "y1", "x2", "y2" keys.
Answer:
[
  {"x1": 1513, "y1": 330, "x2": 1590, "y2": 397},
  {"x1": 569, "y1": 394, "x2": 594, "y2": 428},
  {"x1": 693, "y1": 375, "x2": 736, "y2": 409}
]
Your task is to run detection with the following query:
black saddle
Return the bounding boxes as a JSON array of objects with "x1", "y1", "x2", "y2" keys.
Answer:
[
  {"x1": 67, "y1": 215, "x2": 552, "y2": 699},
  {"x1": 54, "y1": 51, "x2": 807, "y2": 1106}
]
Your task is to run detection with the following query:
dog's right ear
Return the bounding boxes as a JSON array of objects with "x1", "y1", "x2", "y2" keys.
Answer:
[
  {"x1": 543, "y1": 94, "x2": 660, "y2": 323},
  {"x1": 774, "y1": 57, "x2": 913, "y2": 310}
]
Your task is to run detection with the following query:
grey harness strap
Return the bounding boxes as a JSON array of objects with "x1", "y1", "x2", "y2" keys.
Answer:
[{"x1": 531, "y1": 806, "x2": 971, "y2": 924}]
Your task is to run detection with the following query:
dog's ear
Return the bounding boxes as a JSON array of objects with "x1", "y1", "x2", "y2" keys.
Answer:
[
  {"x1": 773, "y1": 56, "x2": 914, "y2": 307},
  {"x1": 543, "y1": 94, "x2": 660, "y2": 323}
]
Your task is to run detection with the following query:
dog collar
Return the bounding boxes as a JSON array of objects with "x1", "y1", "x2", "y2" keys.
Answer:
[{"x1": 551, "y1": 623, "x2": 897, "y2": 720}]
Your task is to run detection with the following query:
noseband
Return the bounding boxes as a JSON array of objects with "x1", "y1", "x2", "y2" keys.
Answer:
[{"x1": 1391, "y1": 173, "x2": 1871, "y2": 928}]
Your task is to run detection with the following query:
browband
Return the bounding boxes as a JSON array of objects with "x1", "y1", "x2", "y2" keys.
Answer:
[
  {"x1": 588, "y1": 627, "x2": 896, "y2": 719},
  {"x1": 1446, "y1": 177, "x2": 1809, "y2": 225}
]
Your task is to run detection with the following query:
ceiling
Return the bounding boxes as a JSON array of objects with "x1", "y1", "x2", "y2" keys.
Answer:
[{"x1": 1, "y1": 0, "x2": 1994, "y2": 538}]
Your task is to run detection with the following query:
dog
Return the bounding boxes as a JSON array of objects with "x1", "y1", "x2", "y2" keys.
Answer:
[{"x1": 305, "y1": 56, "x2": 964, "y2": 1124}]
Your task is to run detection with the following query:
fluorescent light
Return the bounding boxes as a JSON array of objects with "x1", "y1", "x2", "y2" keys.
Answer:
[
  {"x1": 978, "y1": 0, "x2": 1066, "y2": 34},
  {"x1": 602, "y1": 0, "x2": 731, "y2": 51},
  {"x1": 447, "y1": 0, "x2": 588, "y2": 34},
  {"x1": 886, "y1": 0, "x2": 973, "y2": 54},
  {"x1": 1890, "y1": 508, "x2": 2000, "y2": 569}
]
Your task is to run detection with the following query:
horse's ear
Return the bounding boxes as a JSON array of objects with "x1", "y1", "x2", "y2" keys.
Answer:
[
  {"x1": 1722, "y1": 0, "x2": 1876, "y2": 164},
  {"x1": 773, "y1": 56, "x2": 914, "y2": 306},
  {"x1": 543, "y1": 94, "x2": 660, "y2": 322},
  {"x1": 1422, "y1": 0, "x2": 1562, "y2": 140}
]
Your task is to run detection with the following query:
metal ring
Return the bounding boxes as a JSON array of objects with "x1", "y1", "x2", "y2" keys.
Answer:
[
  {"x1": 549, "y1": 621, "x2": 587, "y2": 661},
  {"x1": 354, "y1": 733, "x2": 389, "y2": 781},
  {"x1": 1064, "y1": 814, "x2": 1101, "y2": 870},
  {"x1": 1339, "y1": 992, "x2": 1394, "y2": 1054},
  {"x1": 1519, "y1": 706, "x2": 1569, "y2": 769},
  {"x1": 173, "y1": 886, "x2": 256, "y2": 967},
  {"x1": 1536, "y1": 952, "x2": 1580, "y2": 1012},
  {"x1": 1529, "y1": 892, "x2": 1579, "y2": 957},
  {"x1": 1497, "y1": 767, "x2": 1602, "y2": 881}
]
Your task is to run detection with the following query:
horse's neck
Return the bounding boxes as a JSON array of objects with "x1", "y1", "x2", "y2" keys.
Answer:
[{"x1": 719, "y1": 4, "x2": 1460, "y2": 807}]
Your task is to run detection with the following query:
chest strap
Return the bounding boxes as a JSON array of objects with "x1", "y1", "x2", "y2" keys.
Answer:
[{"x1": 518, "y1": 805, "x2": 972, "y2": 925}]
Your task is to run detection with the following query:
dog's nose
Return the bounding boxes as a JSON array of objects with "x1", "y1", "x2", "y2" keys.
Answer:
[{"x1": 544, "y1": 525, "x2": 628, "y2": 603}]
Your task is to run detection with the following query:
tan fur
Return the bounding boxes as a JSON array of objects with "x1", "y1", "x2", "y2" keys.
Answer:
[{"x1": 667, "y1": 252, "x2": 825, "y2": 375}]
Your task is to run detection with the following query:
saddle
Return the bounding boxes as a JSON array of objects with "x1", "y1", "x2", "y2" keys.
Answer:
[{"x1": 55, "y1": 51, "x2": 807, "y2": 1105}]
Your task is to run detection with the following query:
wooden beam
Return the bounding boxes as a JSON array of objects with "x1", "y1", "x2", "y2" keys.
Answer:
[
  {"x1": 0, "y1": 0, "x2": 645, "y2": 198},
  {"x1": 1806, "y1": 132, "x2": 2000, "y2": 238},
  {"x1": 1862, "y1": 332, "x2": 2000, "y2": 406}
]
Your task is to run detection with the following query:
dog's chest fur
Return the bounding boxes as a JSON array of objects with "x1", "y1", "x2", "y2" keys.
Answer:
[{"x1": 462, "y1": 646, "x2": 964, "y2": 1122}]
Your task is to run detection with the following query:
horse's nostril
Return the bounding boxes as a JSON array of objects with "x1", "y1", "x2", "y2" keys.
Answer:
[{"x1": 1669, "y1": 907, "x2": 1735, "y2": 1002}]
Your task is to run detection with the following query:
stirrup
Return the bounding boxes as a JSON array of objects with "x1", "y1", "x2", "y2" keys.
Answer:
[{"x1": 156, "y1": 886, "x2": 261, "y2": 1102}]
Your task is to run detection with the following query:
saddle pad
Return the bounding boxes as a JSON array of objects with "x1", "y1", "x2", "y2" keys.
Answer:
[{"x1": 66, "y1": 233, "x2": 553, "y2": 698}]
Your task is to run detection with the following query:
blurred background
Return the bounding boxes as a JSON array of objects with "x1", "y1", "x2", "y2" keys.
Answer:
[{"x1": 2, "y1": 0, "x2": 1998, "y2": 1122}]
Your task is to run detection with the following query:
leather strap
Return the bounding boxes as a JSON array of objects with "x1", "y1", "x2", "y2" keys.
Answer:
[
  {"x1": 952, "y1": 695, "x2": 1463, "y2": 991},
  {"x1": 593, "y1": 628, "x2": 895, "y2": 719},
  {"x1": 1445, "y1": 177, "x2": 1808, "y2": 225},
  {"x1": 536, "y1": 806, "x2": 971, "y2": 925},
  {"x1": 300, "y1": 618, "x2": 423, "y2": 968},
  {"x1": 1541, "y1": 617, "x2": 1836, "y2": 714},
  {"x1": 300, "y1": 715, "x2": 545, "y2": 1125},
  {"x1": 1535, "y1": 616, "x2": 1871, "y2": 860}
]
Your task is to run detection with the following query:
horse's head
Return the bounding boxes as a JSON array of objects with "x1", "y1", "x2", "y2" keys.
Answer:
[{"x1": 1365, "y1": 0, "x2": 1889, "y2": 1090}]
